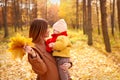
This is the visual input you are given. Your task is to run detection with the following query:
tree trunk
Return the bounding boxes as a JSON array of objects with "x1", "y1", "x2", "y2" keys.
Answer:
[
  {"x1": 46, "y1": 0, "x2": 47, "y2": 19},
  {"x1": 13, "y1": 0, "x2": 19, "y2": 32},
  {"x1": 29, "y1": 0, "x2": 32, "y2": 24},
  {"x1": 0, "y1": 22, "x2": 2, "y2": 30},
  {"x1": 3, "y1": 0, "x2": 9, "y2": 38},
  {"x1": 34, "y1": 0, "x2": 37, "y2": 18},
  {"x1": 31, "y1": 0, "x2": 37, "y2": 20},
  {"x1": 83, "y1": 0, "x2": 87, "y2": 34},
  {"x1": 117, "y1": 0, "x2": 120, "y2": 33},
  {"x1": 110, "y1": 0, "x2": 115, "y2": 36},
  {"x1": 20, "y1": 0, "x2": 23, "y2": 31},
  {"x1": 87, "y1": 0, "x2": 93, "y2": 45},
  {"x1": 100, "y1": 0, "x2": 111, "y2": 52},
  {"x1": 76, "y1": 0, "x2": 79, "y2": 29},
  {"x1": 26, "y1": 0, "x2": 29, "y2": 27},
  {"x1": 96, "y1": 0, "x2": 100, "y2": 35}
]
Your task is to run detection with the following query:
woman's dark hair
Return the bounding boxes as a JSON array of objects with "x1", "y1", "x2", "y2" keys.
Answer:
[{"x1": 29, "y1": 18, "x2": 48, "y2": 43}]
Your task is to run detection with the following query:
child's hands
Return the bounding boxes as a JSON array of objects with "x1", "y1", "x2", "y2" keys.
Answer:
[
  {"x1": 49, "y1": 42, "x2": 55, "y2": 48},
  {"x1": 60, "y1": 63, "x2": 71, "y2": 72}
]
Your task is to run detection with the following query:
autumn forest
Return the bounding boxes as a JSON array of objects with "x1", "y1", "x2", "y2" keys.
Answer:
[{"x1": 0, "y1": 0, "x2": 120, "y2": 80}]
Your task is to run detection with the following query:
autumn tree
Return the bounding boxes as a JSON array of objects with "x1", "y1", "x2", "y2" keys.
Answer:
[
  {"x1": 0, "y1": 18, "x2": 1, "y2": 30},
  {"x1": 45, "y1": 0, "x2": 47, "y2": 19},
  {"x1": 96, "y1": 0, "x2": 101, "y2": 35},
  {"x1": 19, "y1": 0, "x2": 23, "y2": 30},
  {"x1": 28, "y1": 0, "x2": 37, "y2": 23},
  {"x1": 37, "y1": 0, "x2": 47, "y2": 19},
  {"x1": 100, "y1": 0, "x2": 111, "y2": 52},
  {"x1": 87, "y1": 0, "x2": 93, "y2": 45},
  {"x1": 2, "y1": 0, "x2": 9, "y2": 37},
  {"x1": 0, "y1": 2, "x2": 2, "y2": 26},
  {"x1": 83, "y1": 0, "x2": 87, "y2": 34},
  {"x1": 12, "y1": 0, "x2": 22, "y2": 32},
  {"x1": 76, "y1": 0, "x2": 79, "y2": 29},
  {"x1": 110, "y1": 0, "x2": 115, "y2": 36},
  {"x1": 32, "y1": 0, "x2": 37, "y2": 18},
  {"x1": 47, "y1": 4, "x2": 59, "y2": 26},
  {"x1": 117, "y1": 0, "x2": 120, "y2": 33},
  {"x1": 59, "y1": 0, "x2": 76, "y2": 28}
]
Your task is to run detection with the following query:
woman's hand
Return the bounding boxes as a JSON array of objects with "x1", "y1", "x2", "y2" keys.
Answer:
[
  {"x1": 23, "y1": 45, "x2": 37, "y2": 58},
  {"x1": 60, "y1": 63, "x2": 71, "y2": 72}
]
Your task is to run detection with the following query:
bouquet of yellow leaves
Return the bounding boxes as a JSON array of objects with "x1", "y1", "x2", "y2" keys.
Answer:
[{"x1": 8, "y1": 33, "x2": 34, "y2": 60}]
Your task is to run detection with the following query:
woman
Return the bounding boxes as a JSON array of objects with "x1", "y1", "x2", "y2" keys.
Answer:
[{"x1": 23, "y1": 18, "x2": 60, "y2": 80}]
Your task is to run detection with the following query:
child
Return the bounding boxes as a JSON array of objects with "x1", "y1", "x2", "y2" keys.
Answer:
[{"x1": 46, "y1": 19, "x2": 72, "y2": 80}]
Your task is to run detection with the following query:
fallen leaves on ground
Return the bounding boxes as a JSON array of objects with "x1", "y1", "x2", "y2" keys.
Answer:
[
  {"x1": 0, "y1": 41, "x2": 120, "y2": 80},
  {"x1": 70, "y1": 41, "x2": 120, "y2": 80}
]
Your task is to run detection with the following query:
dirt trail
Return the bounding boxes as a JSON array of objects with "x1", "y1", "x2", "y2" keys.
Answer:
[{"x1": 0, "y1": 41, "x2": 120, "y2": 80}]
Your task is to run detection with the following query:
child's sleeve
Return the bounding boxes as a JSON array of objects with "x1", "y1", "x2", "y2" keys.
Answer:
[{"x1": 53, "y1": 36, "x2": 69, "y2": 50}]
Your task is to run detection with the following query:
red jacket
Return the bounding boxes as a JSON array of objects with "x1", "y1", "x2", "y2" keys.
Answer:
[{"x1": 45, "y1": 31, "x2": 67, "y2": 53}]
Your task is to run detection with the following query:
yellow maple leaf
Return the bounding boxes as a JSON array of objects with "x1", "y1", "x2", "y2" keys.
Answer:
[{"x1": 8, "y1": 33, "x2": 34, "y2": 60}]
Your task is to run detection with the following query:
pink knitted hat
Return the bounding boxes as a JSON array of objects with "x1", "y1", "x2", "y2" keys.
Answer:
[{"x1": 53, "y1": 19, "x2": 67, "y2": 32}]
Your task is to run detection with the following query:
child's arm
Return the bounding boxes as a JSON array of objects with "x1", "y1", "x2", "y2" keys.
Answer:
[
  {"x1": 48, "y1": 42, "x2": 55, "y2": 48},
  {"x1": 53, "y1": 36, "x2": 69, "y2": 50}
]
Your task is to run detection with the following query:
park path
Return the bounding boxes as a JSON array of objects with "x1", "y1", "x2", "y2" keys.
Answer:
[
  {"x1": 70, "y1": 41, "x2": 120, "y2": 80},
  {"x1": 0, "y1": 41, "x2": 120, "y2": 80}
]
